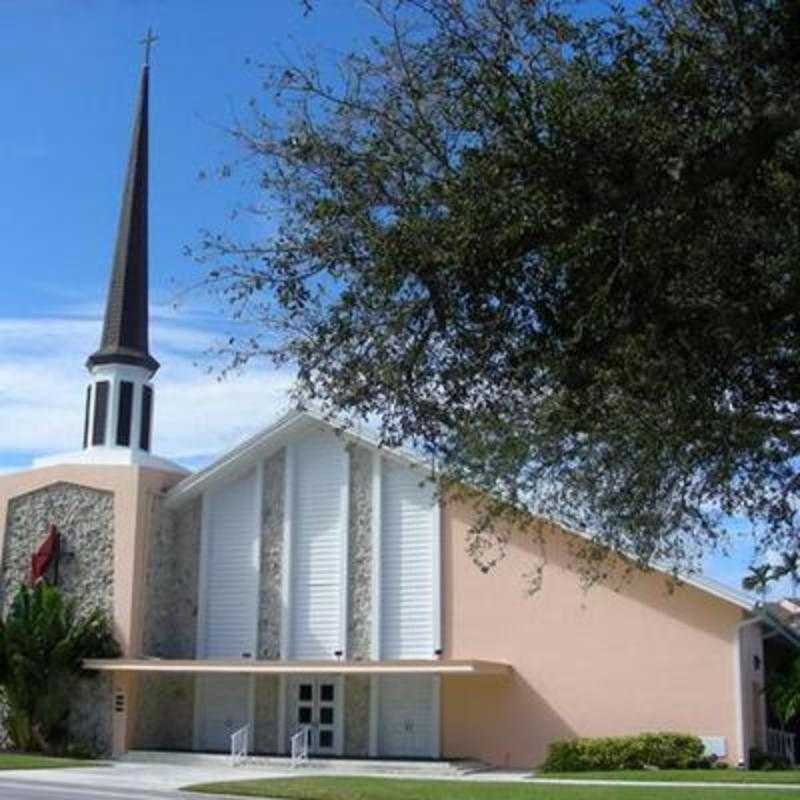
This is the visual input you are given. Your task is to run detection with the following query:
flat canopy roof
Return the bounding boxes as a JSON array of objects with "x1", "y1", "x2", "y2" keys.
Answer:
[{"x1": 83, "y1": 658, "x2": 511, "y2": 677}]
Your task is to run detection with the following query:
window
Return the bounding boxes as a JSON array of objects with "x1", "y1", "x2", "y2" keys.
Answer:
[
  {"x1": 116, "y1": 381, "x2": 134, "y2": 446},
  {"x1": 139, "y1": 385, "x2": 153, "y2": 451},
  {"x1": 92, "y1": 381, "x2": 109, "y2": 446},
  {"x1": 82, "y1": 385, "x2": 91, "y2": 449}
]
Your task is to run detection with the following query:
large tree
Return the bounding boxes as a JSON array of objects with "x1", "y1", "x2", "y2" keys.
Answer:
[{"x1": 196, "y1": 0, "x2": 800, "y2": 586}]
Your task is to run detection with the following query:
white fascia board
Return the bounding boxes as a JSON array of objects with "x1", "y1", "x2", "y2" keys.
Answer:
[
  {"x1": 545, "y1": 513, "x2": 757, "y2": 612},
  {"x1": 675, "y1": 572, "x2": 757, "y2": 612},
  {"x1": 164, "y1": 408, "x2": 432, "y2": 509},
  {"x1": 164, "y1": 409, "x2": 308, "y2": 508}
]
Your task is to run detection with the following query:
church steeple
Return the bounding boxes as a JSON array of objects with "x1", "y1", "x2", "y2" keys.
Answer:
[
  {"x1": 35, "y1": 34, "x2": 185, "y2": 474},
  {"x1": 87, "y1": 61, "x2": 158, "y2": 374},
  {"x1": 82, "y1": 35, "x2": 160, "y2": 457}
]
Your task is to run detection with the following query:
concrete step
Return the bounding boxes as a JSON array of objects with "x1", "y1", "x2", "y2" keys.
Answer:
[{"x1": 121, "y1": 750, "x2": 487, "y2": 776}]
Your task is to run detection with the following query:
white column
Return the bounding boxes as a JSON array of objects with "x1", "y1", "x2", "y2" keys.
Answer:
[
  {"x1": 370, "y1": 450, "x2": 382, "y2": 661},
  {"x1": 339, "y1": 446, "x2": 351, "y2": 659},
  {"x1": 280, "y1": 444, "x2": 295, "y2": 660},
  {"x1": 432, "y1": 495, "x2": 443, "y2": 656},
  {"x1": 252, "y1": 460, "x2": 265, "y2": 657}
]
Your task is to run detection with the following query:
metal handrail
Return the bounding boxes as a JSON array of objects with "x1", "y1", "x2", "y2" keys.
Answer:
[
  {"x1": 291, "y1": 725, "x2": 310, "y2": 768},
  {"x1": 767, "y1": 727, "x2": 797, "y2": 766},
  {"x1": 231, "y1": 723, "x2": 250, "y2": 767}
]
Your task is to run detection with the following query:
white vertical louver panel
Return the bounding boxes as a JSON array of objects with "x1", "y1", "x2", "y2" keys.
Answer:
[
  {"x1": 202, "y1": 469, "x2": 259, "y2": 658},
  {"x1": 380, "y1": 462, "x2": 436, "y2": 659},
  {"x1": 291, "y1": 432, "x2": 347, "y2": 659}
]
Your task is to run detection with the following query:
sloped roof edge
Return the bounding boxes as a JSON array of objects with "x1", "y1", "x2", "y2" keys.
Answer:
[
  {"x1": 165, "y1": 408, "x2": 757, "y2": 612},
  {"x1": 164, "y1": 408, "x2": 426, "y2": 507}
]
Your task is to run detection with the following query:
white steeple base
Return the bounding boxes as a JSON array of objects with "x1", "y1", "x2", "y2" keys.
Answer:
[
  {"x1": 34, "y1": 362, "x2": 187, "y2": 474},
  {"x1": 33, "y1": 447, "x2": 188, "y2": 473}
]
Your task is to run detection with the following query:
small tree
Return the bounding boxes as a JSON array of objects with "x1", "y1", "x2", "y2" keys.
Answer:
[
  {"x1": 766, "y1": 655, "x2": 800, "y2": 733},
  {"x1": 0, "y1": 584, "x2": 119, "y2": 754}
]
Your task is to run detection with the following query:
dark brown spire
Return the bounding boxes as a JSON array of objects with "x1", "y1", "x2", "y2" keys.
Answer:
[{"x1": 87, "y1": 64, "x2": 159, "y2": 374}]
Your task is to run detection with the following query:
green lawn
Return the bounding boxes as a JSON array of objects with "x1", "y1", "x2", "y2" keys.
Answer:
[
  {"x1": 0, "y1": 752, "x2": 94, "y2": 770},
  {"x1": 183, "y1": 776, "x2": 800, "y2": 800},
  {"x1": 539, "y1": 770, "x2": 800, "y2": 785}
]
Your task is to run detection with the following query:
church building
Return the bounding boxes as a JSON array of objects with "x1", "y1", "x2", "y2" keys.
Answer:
[{"x1": 1, "y1": 54, "x2": 797, "y2": 769}]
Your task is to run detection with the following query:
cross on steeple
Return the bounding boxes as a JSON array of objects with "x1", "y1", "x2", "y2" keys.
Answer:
[{"x1": 140, "y1": 27, "x2": 158, "y2": 66}]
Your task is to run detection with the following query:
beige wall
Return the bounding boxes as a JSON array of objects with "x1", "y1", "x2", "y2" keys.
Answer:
[
  {"x1": 0, "y1": 464, "x2": 181, "y2": 655},
  {"x1": 441, "y1": 499, "x2": 747, "y2": 769},
  {"x1": 0, "y1": 463, "x2": 184, "y2": 753},
  {"x1": 739, "y1": 620, "x2": 767, "y2": 757}
]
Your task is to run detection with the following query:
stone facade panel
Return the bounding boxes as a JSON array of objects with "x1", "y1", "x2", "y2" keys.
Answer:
[
  {"x1": 133, "y1": 674, "x2": 196, "y2": 751},
  {"x1": 0, "y1": 482, "x2": 114, "y2": 617},
  {"x1": 0, "y1": 481, "x2": 115, "y2": 755},
  {"x1": 142, "y1": 495, "x2": 200, "y2": 658},
  {"x1": 254, "y1": 675, "x2": 280, "y2": 754},
  {"x1": 344, "y1": 675, "x2": 370, "y2": 757},
  {"x1": 347, "y1": 446, "x2": 373, "y2": 660},
  {"x1": 258, "y1": 450, "x2": 284, "y2": 660}
]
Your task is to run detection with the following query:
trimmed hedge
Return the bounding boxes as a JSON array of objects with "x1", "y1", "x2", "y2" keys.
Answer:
[{"x1": 538, "y1": 733, "x2": 706, "y2": 772}]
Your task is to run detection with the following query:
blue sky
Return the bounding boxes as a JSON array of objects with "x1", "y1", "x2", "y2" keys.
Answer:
[
  {"x1": 0, "y1": 0, "x2": 785, "y2": 596},
  {"x1": 0, "y1": 0, "x2": 378, "y2": 471}
]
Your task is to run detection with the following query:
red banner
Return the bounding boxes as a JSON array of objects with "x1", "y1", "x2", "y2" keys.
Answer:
[{"x1": 31, "y1": 523, "x2": 60, "y2": 585}]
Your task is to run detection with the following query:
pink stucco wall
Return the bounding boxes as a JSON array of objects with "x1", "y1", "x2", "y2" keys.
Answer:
[{"x1": 440, "y1": 499, "x2": 748, "y2": 769}]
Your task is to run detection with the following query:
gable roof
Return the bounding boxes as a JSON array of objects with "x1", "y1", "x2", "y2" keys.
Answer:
[
  {"x1": 164, "y1": 407, "x2": 425, "y2": 508},
  {"x1": 165, "y1": 407, "x2": 757, "y2": 613}
]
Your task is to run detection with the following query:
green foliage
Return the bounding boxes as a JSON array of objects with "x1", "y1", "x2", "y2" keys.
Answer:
[
  {"x1": 0, "y1": 583, "x2": 119, "y2": 754},
  {"x1": 749, "y1": 748, "x2": 791, "y2": 771},
  {"x1": 197, "y1": 0, "x2": 800, "y2": 585},
  {"x1": 538, "y1": 733, "x2": 705, "y2": 772},
  {"x1": 765, "y1": 655, "x2": 800, "y2": 729}
]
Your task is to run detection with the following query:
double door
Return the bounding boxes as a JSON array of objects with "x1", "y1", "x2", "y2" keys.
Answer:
[{"x1": 290, "y1": 676, "x2": 342, "y2": 755}]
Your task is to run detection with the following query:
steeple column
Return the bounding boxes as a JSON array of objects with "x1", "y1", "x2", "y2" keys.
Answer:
[{"x1": 83, "y1": 365, "x2": 154, "y2": 457}]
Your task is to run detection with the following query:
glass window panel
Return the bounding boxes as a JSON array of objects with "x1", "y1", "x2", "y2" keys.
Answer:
[
  {"x1": 320, "y1": 707, "x2": 333, "y2": 725},
  {"x1": 298, "y1": 707, "x2": 312, "y2": 724},
  {"x1": 319, "y1": 729, "x2": 333, "y2": 748},
  {"x1": 320, "y1": 684, "x2": 334, "y2": 702},
  {"x1": 299, "y1": 684, "x2": 313, "y2": 701}
]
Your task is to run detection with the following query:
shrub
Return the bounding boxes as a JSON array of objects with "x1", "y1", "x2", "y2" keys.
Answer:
[
  {"x1": 749, "y1": 748, "x2": 790, "y2": 771},
  {"x1": 0, "y1": 583, "x2": 119, "y2": 754},
  {"x1": 539, "y1": 732, "x2": 705, "y2": 772}
]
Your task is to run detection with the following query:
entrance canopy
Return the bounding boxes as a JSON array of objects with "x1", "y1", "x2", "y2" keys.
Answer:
[{"x1": 84, "y1": 658, "x2": 511, "y2": 677}]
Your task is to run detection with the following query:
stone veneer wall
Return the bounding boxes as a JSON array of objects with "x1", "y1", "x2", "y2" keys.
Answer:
[
  {"x1": 142, "y1": 495, "x2": 201, "y2": 659},
  {"x1": 0, "y1": 482, "x2": 114, "y2": 615},
  {"x1": 344, "y1": 675, "x2": 371, "y2": 756},
  {"x1": 0, "y1": 482, "x2": 115, "y2": 754},
  {"x1": 258, "y1": 449, "x2": 285, "y2": 659},
  {"x1": 347, "y1": 445, "x2": 373, "y2": 660},
  {"x1": 133, "y1": 674, "x2": 196, "y2": 751},
  {"x1": 253, "y1": 675, "x2": 280, "y2": 753}
]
